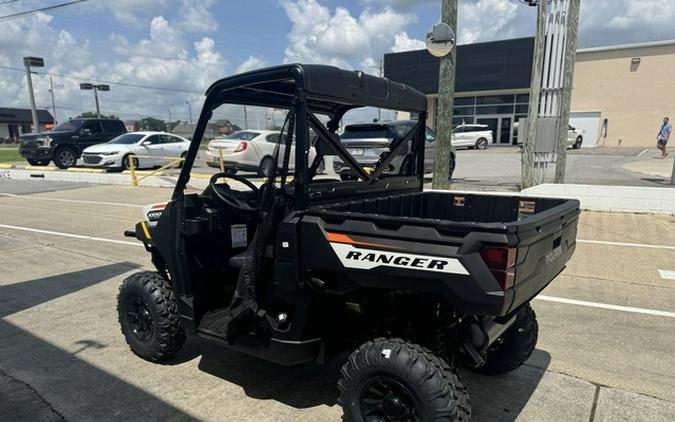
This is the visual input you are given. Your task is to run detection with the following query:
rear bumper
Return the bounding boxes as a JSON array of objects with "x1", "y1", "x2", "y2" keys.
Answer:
[{"x1": 20, "y1": 146, "x2": 53, "y2": 160}]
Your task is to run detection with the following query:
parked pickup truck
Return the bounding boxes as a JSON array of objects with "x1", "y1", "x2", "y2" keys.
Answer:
[
  {"x1": 117, "y1": 64, "x2": 580, "y2": 422},
  {"x1": 20, "y1": 118, "x2": 126, "y2": 168}
]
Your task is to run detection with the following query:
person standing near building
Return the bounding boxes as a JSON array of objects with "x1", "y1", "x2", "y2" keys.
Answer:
[{"x1": 657, "y1": 117, "x2": 671, "y2": 159}]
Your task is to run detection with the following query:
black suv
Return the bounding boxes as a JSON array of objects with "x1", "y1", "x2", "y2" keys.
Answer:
[{"x1": 20, "y1": 118, "x2": 126, "y2": 168}]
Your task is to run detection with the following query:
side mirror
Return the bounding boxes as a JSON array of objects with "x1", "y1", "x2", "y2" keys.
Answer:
[
  {"x1": 80, "y1": 128, "x2": 92, "y2": 136},
  {"x1": 141, "y1": 140, "x2": 152, "y2": 146}
]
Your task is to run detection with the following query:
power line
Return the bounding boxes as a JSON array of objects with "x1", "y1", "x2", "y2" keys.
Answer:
[
  {"x1": 0, "y1": 0, "x2": 22, "y2": 5},
  {"x1": 0, "y1": 65, "x2": 204, "y2": 94},
  {"x1": 0, "y1": 0, "x2": 89, "y2": 21}
]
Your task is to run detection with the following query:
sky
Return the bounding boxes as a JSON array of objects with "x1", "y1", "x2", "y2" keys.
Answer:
[{"x1": 2, "y1": 0, "x2": 675, "y2": 128}]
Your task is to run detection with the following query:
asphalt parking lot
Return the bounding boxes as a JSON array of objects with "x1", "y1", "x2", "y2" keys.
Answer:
[{"x1": 1, "y1": 180, "x2": 675, "y2": 421}]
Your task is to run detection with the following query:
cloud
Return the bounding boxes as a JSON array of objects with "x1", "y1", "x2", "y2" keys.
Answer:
[
  {"x1": 280, "y1": 0, "x2": 417, "y2": 69},
  {"x1": 236, "y1": 56, "x2": 268, "y2": 74},
  {"x1": 391, "y1": 31, "x2": 425, "y2": 52},
  {"x1": 459, "y1": 0, "x2": 527, "y2": 44},
  {"x1": 177, "y1": 0, "x2": 218, "y2": 33}
]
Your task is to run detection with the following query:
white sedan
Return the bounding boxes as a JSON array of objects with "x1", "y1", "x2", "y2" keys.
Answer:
[
  {"x1": 205, "y1": 130, "x2": 320, "y2": 177},
  {"x1": 82, "y1": 132, "x2": 189, "y2": 170}
]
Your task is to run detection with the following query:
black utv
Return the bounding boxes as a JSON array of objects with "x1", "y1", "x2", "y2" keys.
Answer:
[{"x1": 119, "y1": 64, "x2": 579, "y2": 421}]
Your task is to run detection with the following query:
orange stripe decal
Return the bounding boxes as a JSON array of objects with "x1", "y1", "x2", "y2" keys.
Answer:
[{"x1": 326, "y1": 232, "x2": 393, "y2": 249}]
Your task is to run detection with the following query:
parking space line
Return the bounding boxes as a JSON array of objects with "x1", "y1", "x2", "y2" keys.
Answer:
[
  {"x1": 577, "y1": 239, "x2": 675, "y2": 251},
  {"x1": 658, "y1": 270, "x2": 675, "y2": 281},
  {"x1": 535, "y1": 295, "x2": 675, "y2": 318},
  {"x1": 0, "y1": 224, "x2": 143, "y2": 247},
  {"x1": 0, "y1": 193, "x2": 142, "y2": 208}
]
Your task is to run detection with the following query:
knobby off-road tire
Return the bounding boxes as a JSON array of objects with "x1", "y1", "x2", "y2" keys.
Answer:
[
  {"x1": 338, "y1": 338, "x2": 471, "y2": 422},
  {"x1": 475, "y1": 304, "x2": 538, "y2": 375},
  {"x1": 117, "y1": 271, "x2": 185, "y2": 362}
]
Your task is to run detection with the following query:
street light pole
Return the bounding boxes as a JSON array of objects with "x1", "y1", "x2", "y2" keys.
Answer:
[
  {"x1": 23, "y1": 57, "x2": 45, "y2": 134},
  {"x1": 80, "y1": 83, "x2": 110, "y2": 118},
  {"x1": 93, "y1": 87, "x2": 100, "y2": 117},
  {"x1": 48, "y1": 76, "x2": 57, "y2": 124},
  {"x1": 185, "y1": 100, "x2": 192, "y2": 124},
  {"x1": 431, "y1": 0, "x2": 458, "y2": 190}
]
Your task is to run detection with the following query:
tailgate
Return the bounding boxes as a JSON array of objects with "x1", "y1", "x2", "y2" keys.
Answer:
[{"x1": 507, "y1": 199, "x2": 580, "y2": 313}]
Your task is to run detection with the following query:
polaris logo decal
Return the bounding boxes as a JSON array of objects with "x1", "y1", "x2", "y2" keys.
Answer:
[{"x1": 329, "y1": 243, "x2": 469, "y2": 275}]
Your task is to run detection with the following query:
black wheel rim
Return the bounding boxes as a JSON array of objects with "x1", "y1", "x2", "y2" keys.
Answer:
[
  {"x1": 127, "y1": 297, "x2": 155, "y2": 342},
  {"x1": 59, "y1": 150, "x2": 75, "y2": 166},
  {"x1": 358, "y1": 376, "x2": 420, "y2": 422}
]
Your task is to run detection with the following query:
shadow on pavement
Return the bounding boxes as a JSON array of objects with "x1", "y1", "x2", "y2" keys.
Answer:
[
  {"x1": 192, "y1": 336, "x2": 550, "y2": 419},
  {"x1": 0, "y1": 262, "x2": 139, "y2": 318},
  {"x1": 464, "y1": 349, "x2": 552, "y2": 422},
  {"x1": 0, "y1": 263, "x2": 200, "y2": 421}
]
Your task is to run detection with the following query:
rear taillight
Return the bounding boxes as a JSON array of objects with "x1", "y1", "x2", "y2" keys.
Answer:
[
  {"x1": 234, "y1": 142, "x2": 248, "y2": 152},
  {"x1": 481, "y1": 246, "x2": 517, "y2": 290}
]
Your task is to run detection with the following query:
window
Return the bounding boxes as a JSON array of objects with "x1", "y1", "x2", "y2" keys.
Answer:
[
  {"x1": 476, "y1": 94, "x2": 515, "y2": 105},
  {"x1": 516, "y1": 94, "x2": 530, "y2": 103},
  {"x1": 81, "y1": 121, "x2": 102, "y2": 134},
  {"x1": 143, "y1": 135, "x2": 161, "y2": 145},
  {"x1": 453, "y1": 107, "x2": 474, "y2": 116},
  {"x1": 266, "y1": 133, "x2": 280, "y2": 144},
  {"x1": 454, "y1": 97, "x2": 474, "y2": 106},
  {"x1": 476, "y1": 105, "x2": 514, "y2": 115},
  {"x1": 165, "y1": 135, "x2": 184, "y2": 144},
  {"x1": 222, "y1": 131, "x2": 259, "y2": 141},
  {"x1": 109, "y1": 134, "x2": 145, "y2": 144},
  {"x1": 101, "y1": 120, "x2": 124, "y2": 133},
  {"x1": 53, "y1": 119, "x2": 84, "y2": 132},
  {"x1": 515, "y1": 104, "x2": 529, "y2": 114}
]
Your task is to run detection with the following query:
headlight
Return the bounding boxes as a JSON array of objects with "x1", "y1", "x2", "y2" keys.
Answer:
[
  {"x1": 100, "y1": 151, "x2": 120, "y2": 156},
  {"x1": 36, "y1": 136, "x2": 52, "y2": 147}
]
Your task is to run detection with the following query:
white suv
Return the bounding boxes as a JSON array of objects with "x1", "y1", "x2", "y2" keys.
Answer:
[{"x1": 452, "y1": 124, "x2": 493, "y2": 149}]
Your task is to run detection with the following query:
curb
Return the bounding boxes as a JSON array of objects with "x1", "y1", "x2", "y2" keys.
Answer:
[
  {"x1": 25, "y1": 165, "x2": 57, "y2": 171},
  {"x1": 0, "y1": 163, "x2": 17, "y2": 169},
  {"x1": 522, "y1": 184, "x2": 675, "y2": 215},
  {"x1": 67, "y1": 167, "x2": 107, "y2": 173}
]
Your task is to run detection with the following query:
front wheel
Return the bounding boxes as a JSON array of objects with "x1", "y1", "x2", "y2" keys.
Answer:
[
  {"x1": 122, "y1": 154, "x2": 139, "y2": 171},
  {"x1": 475, "y1": 138, "x2": 488, "y2": 150},
  {"x1": 474, "y1": 304, "x2": 538, "y2": 375},
  {"x1": 338, "y1": 338, "x2": 471, "y2": 422},
  {"x1": 117, "y1": 271, "x2": 185, "y2": 362},
  {"x1": 53, "y1": 147, "x2": 77, "y2": 169}
]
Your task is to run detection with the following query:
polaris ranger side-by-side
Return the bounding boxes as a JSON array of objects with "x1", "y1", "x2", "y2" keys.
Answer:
[{"x1": 118, "y1": 64, "x2": 580, "y2": 422}]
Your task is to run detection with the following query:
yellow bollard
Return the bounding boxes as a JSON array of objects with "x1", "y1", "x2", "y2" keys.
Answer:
[
  {"x1": 129, "y1": 155, "x2": 138, "y2": 186},
  {"x1": 219, "y1": 148, "x2": 225, "y2": 173}
]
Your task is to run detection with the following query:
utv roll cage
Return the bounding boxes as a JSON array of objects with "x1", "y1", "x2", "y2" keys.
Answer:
[{"x1": 173, "y1": 64, "x2": 429, "y2": 208}]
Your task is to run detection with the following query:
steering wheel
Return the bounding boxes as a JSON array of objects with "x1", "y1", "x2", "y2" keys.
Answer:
[{"x1": 208, "y1": 172, "x2": 259, "y2": 211}]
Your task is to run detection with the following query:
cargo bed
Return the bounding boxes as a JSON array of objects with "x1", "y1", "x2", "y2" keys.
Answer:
[{"x1": 303, "y1": 191, "x2": 580, "y2": 316}]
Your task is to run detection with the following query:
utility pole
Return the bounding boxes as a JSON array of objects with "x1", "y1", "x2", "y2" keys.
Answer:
[
  {"x1": 554, "y1": 0, "x2": 580, "y2": 183},
  {"x1": 48, "y1": 76, "x2": 57, "y2": 124},
  {"x1": 244, "y1": 105, "x2": 249, "y2": 130},
  {"x1": 521, "y1": 1, "x2": 547, "y2": 189},
  {"x1": 167, "y1": 109, "x2": 172, "y2": 132},
  {"x1": 23, "y1": 57, "x2": 44, "y2": 134},
  {"x1": 430, "y1": 0, "x2": 458, "y2": 190}
]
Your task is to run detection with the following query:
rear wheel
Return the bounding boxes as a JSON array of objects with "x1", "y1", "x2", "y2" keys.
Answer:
[
  {"x1": 475, "y1": 138, "x2": 488, "y2": 150},
  {"x1": 338, "y1": 338, "x2": 470, "y2": 422},
  {"x1": 27, "y1": 159, "x2": 49, "y2": 166},
  {"x1": 573, "y1": 136, "x2": 583, "y2": 149},
  {"x1": 117, "y1": 271, "x2": 185, "y2": 362},
  {"x1": 474, "y1": 304, "x2": 538, "y2": 375},
  {"x1": 258, "y1": 157, "x2": 275, "y2": 178},
  {"x1": 53, "y1": 147, "x2": 77, "y2": 169}
]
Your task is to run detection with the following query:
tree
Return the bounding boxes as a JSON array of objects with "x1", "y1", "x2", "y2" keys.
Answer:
[
  {"x1": 140, "y1": 117, "x2": 167, "y2": 131},
  {"x1": 77, "y1": 111, "x2": 117, "y2": 119}
]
